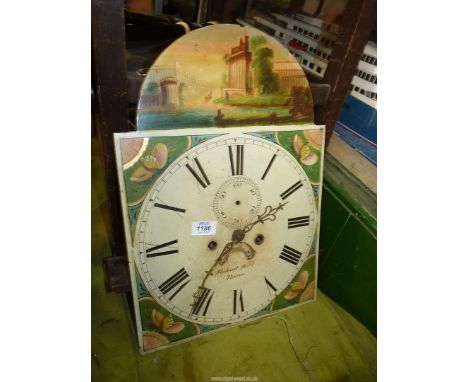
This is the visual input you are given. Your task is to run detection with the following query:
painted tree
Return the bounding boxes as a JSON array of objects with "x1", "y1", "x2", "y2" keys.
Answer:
[
  {"x1": 178, "y1": 82, "x2": 186, "y2": 107},
  {"x1": 222, "y1": 53, "x2": 231, "y2": 90},
  {"x1": 252, "y1": 47, "x2": 280, "y2": 95},
  {"x1": 247, "y1": 71, "x2": 253, "y2": 90},
  {"x1": 249, "y1": 35, "x2": 267, "y2": 51},
  {"x1": 146, "y1": 81, "x2": 160, "y2": 93},
  {"x1": 221, "y1": 72, "x2": 228, "y2": 87},
  {"x1": 289, "y1": 87, "x2": 313, "y2": 117}
]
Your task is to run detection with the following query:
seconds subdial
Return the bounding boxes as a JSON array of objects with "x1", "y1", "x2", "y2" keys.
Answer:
[{"x1": 212, "y1": 176, "x2": 262, "y2": 230}]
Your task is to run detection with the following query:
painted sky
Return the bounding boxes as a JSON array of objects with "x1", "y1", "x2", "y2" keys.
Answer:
[{"x1": 153, "y1": 24, "x2": 299, "y2": 90}]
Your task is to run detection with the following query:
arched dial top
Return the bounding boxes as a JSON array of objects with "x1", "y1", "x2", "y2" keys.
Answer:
[{"x1": 135, "y1": 134, "x2": 317, "y2": 325}]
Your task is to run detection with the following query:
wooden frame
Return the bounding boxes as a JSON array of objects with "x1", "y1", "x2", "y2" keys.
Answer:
[
  {"x1": 92, "y1": 0, "x2": 130, "y2": 260},
  {"x1": 314, "y1": 0, "x2": 377, "y2": 146}
]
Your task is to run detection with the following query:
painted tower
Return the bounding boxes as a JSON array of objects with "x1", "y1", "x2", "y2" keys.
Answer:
[
  {"x1": 160, "y1": 76, "x2": 179, "y2": 108},
  {"x1": 223, "y1": 35, "x2": 252, "y2": 97}
]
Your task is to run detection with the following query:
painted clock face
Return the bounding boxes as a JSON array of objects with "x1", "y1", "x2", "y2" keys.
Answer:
[{"x1": 134, "y1": 134, "x2": 317, "y2": 325}]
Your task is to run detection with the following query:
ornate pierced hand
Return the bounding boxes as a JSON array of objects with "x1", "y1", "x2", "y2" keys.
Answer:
[
  {"x1": 218, "y1": 241, "x2": 256, "y2": 264},
  {"x1": 191, "y1": 239, "x2": 256, "y2": 315},
  {"x1": 201, "y1": 241, "x2": 234, "y2": 284},
  {"x1": 190, "y1": 240, "x2": 233, "y2": 315},
  {"x1": 237, "y1": 242, "x2": 255, "y2": 260},
  {"x1": 241, "y1": 201, "x2": 288, "y2": 234}
]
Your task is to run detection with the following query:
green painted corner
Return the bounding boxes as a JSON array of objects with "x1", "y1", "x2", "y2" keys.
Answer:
[
  {"x1": 122, "y1": 136, "x2": 189, "y2": 206},
  {"x1": 273, "y1": 255, "x2": 317, "y2": 311},
  {"x1": 277, "y1": 130, "x2": 322, "y2": 184}
]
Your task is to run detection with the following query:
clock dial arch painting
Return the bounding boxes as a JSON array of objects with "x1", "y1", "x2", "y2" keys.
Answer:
[
  {"x1": 136, "y1": 24, "x2": 314, "y2": 131},
  {"x1": 115, "y1": 125, "x2": 325, "y2": 353}
]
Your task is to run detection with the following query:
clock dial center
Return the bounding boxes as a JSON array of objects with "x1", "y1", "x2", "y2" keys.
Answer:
[{"x1": 232, "y1": 229, "x2": 245, "y2": 242}]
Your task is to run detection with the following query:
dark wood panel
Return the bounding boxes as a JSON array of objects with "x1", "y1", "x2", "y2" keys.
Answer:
[
  {"x1": 92, "y1": 0, "x2": 130, "y2": 258},
  {"x1": 314, "y1": 0, "x2": 377, "y2": 147},
  {"x1": 310, "y1": 83, "x2": 331, "y2": 107}
]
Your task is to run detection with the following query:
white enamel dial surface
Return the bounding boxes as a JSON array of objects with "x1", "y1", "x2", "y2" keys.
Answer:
[{"x1": 134, "y1": 134, "x2": 317, "y2": 325}]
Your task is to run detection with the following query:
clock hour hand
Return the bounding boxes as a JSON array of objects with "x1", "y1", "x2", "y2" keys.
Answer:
[
  {"x1": 242, "y1": 201, "x2": 288, "y2": 234},
  {"x1": 240, "y1": 242, "x2": 255, "y2": 259},
  {"x1": 218, "y1": 241, "x2": 256, "y2": 264}
]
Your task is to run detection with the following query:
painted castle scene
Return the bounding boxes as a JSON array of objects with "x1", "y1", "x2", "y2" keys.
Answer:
[{"x1": 137, "y1": 24, "x2": 314, "y2": 130}]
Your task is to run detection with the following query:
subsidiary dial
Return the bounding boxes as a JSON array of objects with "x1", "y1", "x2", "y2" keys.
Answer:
[{"x1": 212, "y1": 176, "x2": 262, "y2": 229}]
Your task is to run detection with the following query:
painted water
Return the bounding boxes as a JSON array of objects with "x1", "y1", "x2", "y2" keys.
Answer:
[
  {"x1": 137, "y1": 106, "x2": 297, "y2": 130},
  {"x1": 138, "y1": 110, "x2": 216, "y2": 129}
]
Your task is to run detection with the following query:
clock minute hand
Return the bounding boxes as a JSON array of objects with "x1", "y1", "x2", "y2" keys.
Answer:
[
  {"x1": 204, "y1": 241, "x2": 234, "y2": 281},
  {"x1": 190, "y1": 241, "x2": 235, "y2": 315},
  {"x1": 242, "y1": 201, "x2": 289, "y2": 234}
]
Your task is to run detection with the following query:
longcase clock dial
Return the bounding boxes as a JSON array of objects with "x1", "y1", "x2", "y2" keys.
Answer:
[{"x1": 134, "y1": 134, "x2": 317, "y2": 325}]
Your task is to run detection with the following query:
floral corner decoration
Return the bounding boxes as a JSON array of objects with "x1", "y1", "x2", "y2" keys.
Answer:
[
  {"x1": 143, "y1": 330, "x2": 169, "y2": 350},
  {"x1": 293, "y1": 134, "x2": 319, "y2": 166},
  {"x1": 143, "y1": 309, "x2": 185, "y2": 351},
  {"x1": 151, "y1": 309, "x2": 185, "y2": 334},
  {"x1": 130, "y1": 143, "x2": 168, "y2": 183},
  {"x1": 284, "y1": 271, "x2": 316, "y2": 303}
]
